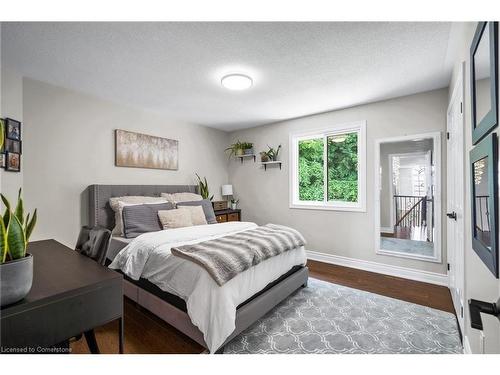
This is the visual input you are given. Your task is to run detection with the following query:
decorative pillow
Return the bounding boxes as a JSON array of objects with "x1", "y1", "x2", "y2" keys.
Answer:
[
  {"x1": 109, "y1": 196, "x2": 167, "y2": 235},
  {"x1": 160, "y1": 192, "x2": 203, "y2": 204},
  {"x1": 122, "y1": 202, "x2": 175, "y2": 238},
  {"x1": 177, "y1": 199, "x2": 217, "y2": 224},
  {"x1": 178, "y1": 205, "x2": 207, "y2": 226},
  {"x1": 158, "y1": 208, "x2": 194, "y2": 229}
]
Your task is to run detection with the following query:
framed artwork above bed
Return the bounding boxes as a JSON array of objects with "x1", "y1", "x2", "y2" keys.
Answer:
[{"x1": 115, "y1": 129, "x2": 179, "y2": 170}]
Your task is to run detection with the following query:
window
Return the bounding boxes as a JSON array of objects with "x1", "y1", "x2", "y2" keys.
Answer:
[{"x1": 290, "y1": 121, "x2": 366, "y2": 211}]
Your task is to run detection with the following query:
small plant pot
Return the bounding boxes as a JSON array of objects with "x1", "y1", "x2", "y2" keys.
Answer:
[
  {"x1": 244, "y1": 148, "x2": 254, "y2": 155},
  {"x1": 235, "y1": 148, "x2": 245, "y2": 156},
  {"x1": 231, "y1": 203, "x2": 238, "y2": 210},
  {"x1": 0, "y1": 253, "x2": 33, "y2": 307},
  {"x1": 260, "y1": 153, "x2": 270, "y2": 162}
]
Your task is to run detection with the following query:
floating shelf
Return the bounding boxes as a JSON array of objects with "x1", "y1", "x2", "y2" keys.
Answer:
[
  {"x1": 261, "y1": 161, "x2": 282, "y2": 170},
  {"x1": 236, "y1": 154, "x2": 256, "y2": 163}
]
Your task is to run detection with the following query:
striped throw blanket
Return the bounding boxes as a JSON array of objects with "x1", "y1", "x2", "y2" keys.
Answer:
[{"x1": 171, "y1": 224, "x2": 306, "y2": 286}]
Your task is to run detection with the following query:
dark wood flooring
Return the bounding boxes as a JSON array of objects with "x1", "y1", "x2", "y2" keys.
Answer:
[{"x1": 70, "y1": 259, "x2": 454, "y2": 354}]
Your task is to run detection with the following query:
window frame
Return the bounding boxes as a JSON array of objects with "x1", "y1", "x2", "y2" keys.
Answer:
[{"x1": 289, "y1": 121, "x2": 366, "y2": 212}]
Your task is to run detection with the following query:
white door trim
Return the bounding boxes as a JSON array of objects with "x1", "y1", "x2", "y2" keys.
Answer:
[{"x1": 446, "y1": 61, "x2": 466, "y2": 334}]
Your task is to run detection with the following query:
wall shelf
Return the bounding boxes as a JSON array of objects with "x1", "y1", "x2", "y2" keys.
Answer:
[
  {"x1": 261, "y1": 161, "x2": 282, "y2": 170},
  {"x1": 236, "y1": 154, "x2": 256, "y2": 163}
]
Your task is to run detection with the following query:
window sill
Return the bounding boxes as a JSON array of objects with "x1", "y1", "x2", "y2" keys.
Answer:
[{"x1": 289, "y1": 203, "x2": 366, "y2": 212}]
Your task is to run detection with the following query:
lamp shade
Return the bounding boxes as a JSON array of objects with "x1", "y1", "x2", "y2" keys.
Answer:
[{"x1": 221, "y1": 184, "x2": 233, "y2": 196}]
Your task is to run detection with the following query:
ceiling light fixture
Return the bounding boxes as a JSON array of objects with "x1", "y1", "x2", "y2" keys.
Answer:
[{"x1": 221, "y1": 74, "x2": 253, "y2": 91}]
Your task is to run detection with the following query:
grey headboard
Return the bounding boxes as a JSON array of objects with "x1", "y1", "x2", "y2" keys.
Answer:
[{"x1": 87, "y1": 184, "x2": 198, "y2": 230}]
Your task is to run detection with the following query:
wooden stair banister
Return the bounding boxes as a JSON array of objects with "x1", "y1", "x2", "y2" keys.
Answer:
[{"x1": 394, "y1": 196, "x2": 425, "y2": 228}]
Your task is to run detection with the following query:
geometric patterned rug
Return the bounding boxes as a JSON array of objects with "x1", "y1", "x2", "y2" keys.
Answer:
[{"x1": 225, "y1": 278, "x2": 462, "y2": 354}]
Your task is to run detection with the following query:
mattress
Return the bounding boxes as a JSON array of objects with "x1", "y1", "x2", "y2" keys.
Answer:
[
  {"x1": 107, "y1": 236, "x2": 132, "y2": 261},
  {"x1": 122, "y1": 264, "x2": 303, "y2": 313}
]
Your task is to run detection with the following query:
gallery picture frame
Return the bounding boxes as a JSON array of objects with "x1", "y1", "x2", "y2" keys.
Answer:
[
  {"x1": 470, "y1": 21, "x2": 498, "y2": 145},
  {"x1": 470, "y1": 133, "x2": 498, "y2": 278},
  {"x1": 5, "y1": 118, "x2": 22, "y2": 141},
  {"x1": 5, "y1": 151, "x2": 21, "y2": 172},
  {"x1": 4, "y1": 138, "x2": 22, "y2": 154}
]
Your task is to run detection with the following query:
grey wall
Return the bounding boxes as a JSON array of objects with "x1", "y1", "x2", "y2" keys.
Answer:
[
  {"x1": 449, "y1": 22, "x2": 500, "y2": 354},
  {"x1": 228, "y1": 88, "x2": 448, "y2": 275},
  {"x1": 22, "y1": 78, "x2": 230, "y2": 247},
  {"x1": 0, "y1": 66, "x2": 24, "y2": 201}
]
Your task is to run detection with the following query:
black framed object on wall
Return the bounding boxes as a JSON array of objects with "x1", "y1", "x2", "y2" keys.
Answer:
[
  {"x1": 5, "y1": 118, "x2": 21, "y2": 141},
  {"x1": 470, "y1": 133, "x2": 498, "y2": 278},
  {"x1": 470, "y1": 22, "x2": 498, "y2": 145},
  {"x1": 5, "y1": 152, "x2": 21, "y2": 172}
]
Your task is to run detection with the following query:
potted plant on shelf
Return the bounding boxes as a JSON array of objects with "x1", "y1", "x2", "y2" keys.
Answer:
[
  {"x1": 230, "y1": 199, "x2": 239, "y2": 210},
  {"x1": 260, "y1": 144, "x2": 282, "y2": 162},
  {"x1": 225, "y1": 140, "x2": 245, "y2": 157},
  {"x1": 242, "y1": 142, "x2": 254, "y2": 155},
  {"x1": 1, "y1": 188, "x2": 38, "y2": 307},
  {"x1": 195, "y1": 173, "x2": 214, "y2": 201}
]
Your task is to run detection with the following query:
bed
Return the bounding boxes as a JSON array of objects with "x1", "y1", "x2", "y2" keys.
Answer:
[{"x1": 87, "y1": 184, "x2": 308, "y2": 353}]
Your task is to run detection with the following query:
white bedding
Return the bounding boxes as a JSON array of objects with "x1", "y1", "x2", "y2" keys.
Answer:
[{"x1": 109, "y1": 221, "x2": 307, "y2": 352}]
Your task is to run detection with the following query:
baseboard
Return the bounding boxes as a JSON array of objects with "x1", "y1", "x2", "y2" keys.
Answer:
[
  {"x1": 380, "y1": 226, "x2": 393, "y2": 234},
  {"x1": 306, "y1": 250, "x2": 448, "y2": 286},
  {"x1": 463, "y1": 336, "x2": 472, "y2": 354}
]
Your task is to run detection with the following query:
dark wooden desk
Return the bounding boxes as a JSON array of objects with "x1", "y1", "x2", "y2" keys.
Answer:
[
  {"x1": 0, "y1": 240, "x2": 123, "y2": 354},
  {"x1": 214, "y1": 208, "x2": 241, "y2": 223}
]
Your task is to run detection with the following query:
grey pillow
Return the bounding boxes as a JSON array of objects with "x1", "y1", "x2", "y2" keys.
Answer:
[
  {"x1": 122, "y1": 202, "x2": 175, "y2": 238},
  {"x1": 177, "y1": 199, "x2": 217, "y2": 224}
]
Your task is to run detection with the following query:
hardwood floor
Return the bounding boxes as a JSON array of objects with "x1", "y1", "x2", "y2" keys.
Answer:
[{"x1": 70, "y1": 259, "x2": 454, "y2": 354}]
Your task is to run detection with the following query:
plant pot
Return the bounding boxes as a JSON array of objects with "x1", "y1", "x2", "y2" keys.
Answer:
[
  {"x1": 0, "y1": 253, "x2": 33, "y2": 307},
  {"x1": 235, "y1": 148, "x2": 245, "y2": 156},
  {"x1": 260, "y1": 153, "x2": 270, "y2": 162},
  {"x1": 231, "y1": 203, "x2": 238, "y2": 210},
  {"x1": 244, "y1": 148, "x2": 254, "y2": 155}
]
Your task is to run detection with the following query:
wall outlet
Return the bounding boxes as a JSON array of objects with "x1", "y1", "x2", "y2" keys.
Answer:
[{"x1": 479, "y1": 331, "x2": 485, "y2": 354}]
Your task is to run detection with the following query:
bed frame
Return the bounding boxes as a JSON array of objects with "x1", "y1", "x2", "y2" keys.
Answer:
[{"x1": 87, "y1": 184, "x2": 308, "y2": 353}]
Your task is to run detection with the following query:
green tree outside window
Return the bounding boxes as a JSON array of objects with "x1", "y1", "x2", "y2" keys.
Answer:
[{"x1": 298, "y1": 132, "x2": 358, "y2": 202}]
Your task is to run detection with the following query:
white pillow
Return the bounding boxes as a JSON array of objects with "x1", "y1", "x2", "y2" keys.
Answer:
[
  {"x1": 109, "y1": 196, "x2": 167, "y2": 235},
  {"x1": 161, "y1": 192, "x2": 203, "y2": 204},
  {"x1": 158, "y1": 208, "x2": 194, "y2": 229},
  {"x1": 180, "y1": 205, "x2": 208, "y2": 226}
]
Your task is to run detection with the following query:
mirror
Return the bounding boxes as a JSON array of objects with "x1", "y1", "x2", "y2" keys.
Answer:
[
  {"x1": 473, "y1": 157, "x2": 491, "y2": 250},
  {"x1": 471, "y1": 22, "x2": 498, "y2": 144},
  {"x1": 375, "y1": 134, "x2": 440, "y2": 261},
  {"x1": 470, "y1": 133, "x2": 498, "y2": 277}
]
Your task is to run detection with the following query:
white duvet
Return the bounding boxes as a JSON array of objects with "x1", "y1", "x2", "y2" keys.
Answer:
[{"x1": 109, "y1": 221, "x2": 307, "y2": 352}]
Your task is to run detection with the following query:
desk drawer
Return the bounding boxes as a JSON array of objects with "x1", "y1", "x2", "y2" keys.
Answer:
[
  {"x1": 228, "y1": 213, "x2": 240, "y2": 221},
  {"x1": 216, "y1": 214, "x2": 227, "y2": 223},
  {"x1": 1, "y1": 278, "x2": 123, "y2": 348}
]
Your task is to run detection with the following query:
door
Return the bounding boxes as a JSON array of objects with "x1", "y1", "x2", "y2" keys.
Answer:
[{"x1": 447, "y1": 66, "x2": 465, "y2": 333}]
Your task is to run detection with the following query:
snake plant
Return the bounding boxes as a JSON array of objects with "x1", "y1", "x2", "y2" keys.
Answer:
[
  {"x1": 0, "y1": 188, "x2": 37, "y2": 264},
  {"x1": 195, "y1": 173, "x2": 214, "y2": 201}
]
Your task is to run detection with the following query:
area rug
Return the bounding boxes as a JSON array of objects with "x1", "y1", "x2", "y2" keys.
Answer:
[
  {"x1": 225, "y1": 278, "x2": 461, "y2": 354},
  {"x1": 380, "y1": 237, "x2": 434, "y2": 257}
]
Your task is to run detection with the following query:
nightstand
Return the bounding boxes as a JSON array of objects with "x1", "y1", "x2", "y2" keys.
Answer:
[{"x1": 214, "y1": 208, "x2": 241, "y2": 223}]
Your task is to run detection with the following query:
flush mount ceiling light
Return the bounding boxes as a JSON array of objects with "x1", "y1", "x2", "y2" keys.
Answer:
[{"x1": 221, "y1": 74, "x2": 253, "y2": 91}]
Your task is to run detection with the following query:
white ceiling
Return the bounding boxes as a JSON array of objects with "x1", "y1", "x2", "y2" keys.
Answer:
[{"x1": 2, "y1": 22, "x2": 456, "y2": 131}]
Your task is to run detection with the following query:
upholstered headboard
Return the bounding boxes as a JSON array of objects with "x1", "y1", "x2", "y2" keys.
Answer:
[{"x1": 87, "y1": 184, "x2": 198, "y2": 230}]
